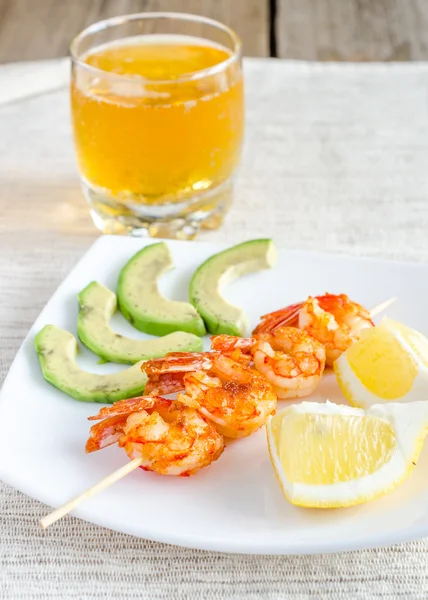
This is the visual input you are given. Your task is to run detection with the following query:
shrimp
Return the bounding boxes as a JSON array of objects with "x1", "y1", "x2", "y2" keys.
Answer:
[
  {"x1": 143, "y1": 353, "x2": 277, "y2": 438},
  {"x1": 253, "y1": 293, "x2": 373, "y2": 366},
  {"x1": 211, "y1": 331, "x2": 326, "y2": 400},
  {"x1": 252, "y1": 327, "x2": 326, "y2": 399},
  {"x1": 142, "y1": 352, "x2": 215, "y2": 396},
  {"x1": 86, "y1": 395, "x2": 224, "y2": 476}
]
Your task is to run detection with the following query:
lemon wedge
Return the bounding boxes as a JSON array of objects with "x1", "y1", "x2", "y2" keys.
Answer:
[
  {"x1": 266, "y1": 401, "x2": 428, "y2": 508},
  {"x1": 334, "y1": 317, "x2": 428, "y2": 408}
]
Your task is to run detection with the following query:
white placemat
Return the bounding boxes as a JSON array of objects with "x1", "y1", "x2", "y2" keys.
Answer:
[
  {"x1": 0, "y1": 58, "x2": 69, "y2": 106},
  {"x1": 1, "y1": 58, "x2": 428, "y2": 598}
]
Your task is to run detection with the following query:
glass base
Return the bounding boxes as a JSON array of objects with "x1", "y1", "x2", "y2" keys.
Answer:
[{"x1": 83, "y1": 179, "x2": 233, "y2": 239}]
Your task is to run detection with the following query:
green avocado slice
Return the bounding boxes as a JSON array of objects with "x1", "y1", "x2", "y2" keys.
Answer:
[
  {"x1": 117, "y1": 242, "x2": 206, "y2": 337},
  {"x1": 35, "y1": 325, "x2": 147, "y2": 403},
  {"x1": 189, "y1": 239, "x2": 277, "y2": 337},
  {"x1": 78, "y1": 281, "x2": 203, "y2": 364}
]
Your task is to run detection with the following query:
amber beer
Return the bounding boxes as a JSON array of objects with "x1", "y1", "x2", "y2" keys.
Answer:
[{"x1": 70, "y1": 14, "x2": 244, "y2": 237}]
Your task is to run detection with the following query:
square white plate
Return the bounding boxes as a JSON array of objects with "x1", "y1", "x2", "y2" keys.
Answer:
[{"x1": 1, "y1": 235, "x2": 428, "y2": 555}]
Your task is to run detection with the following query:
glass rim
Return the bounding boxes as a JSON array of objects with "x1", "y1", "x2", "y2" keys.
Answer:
[{"x1": 69, "y1": 11, "x2": 242, "y2": 85}]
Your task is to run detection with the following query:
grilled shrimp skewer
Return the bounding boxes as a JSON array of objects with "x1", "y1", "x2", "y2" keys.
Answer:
[
  {"x1": 86, "y1": 395, "x2": 224, "y2": 475},
  {"x1": 142, "y1": 352, "x2": 277, "y2": 438}
]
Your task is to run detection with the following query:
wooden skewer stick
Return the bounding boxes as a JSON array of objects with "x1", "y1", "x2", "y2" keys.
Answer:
[
  {"x1": 370, "y1": 297, "x2": 397, "y2": 318},
  {"x1": 40, "y1": 457, "x2": 143, "y2": 530}
]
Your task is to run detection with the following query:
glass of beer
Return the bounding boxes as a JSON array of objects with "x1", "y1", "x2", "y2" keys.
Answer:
[{"x1": 70, "y1": 13, "x2": 244, "y2": 238}]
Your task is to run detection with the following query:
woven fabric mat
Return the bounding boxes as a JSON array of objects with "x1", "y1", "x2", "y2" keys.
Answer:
[{"x1": 1, "y1": 58, "x2": 428, "y2": 599}]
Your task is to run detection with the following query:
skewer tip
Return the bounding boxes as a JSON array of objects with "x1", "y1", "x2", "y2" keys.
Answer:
[
  {"x1": 370, "y1": 296, "x2": 397, "y2": 318},
  {"x1": 39, "y1": 457, "x2": 143, "y2": 529}
]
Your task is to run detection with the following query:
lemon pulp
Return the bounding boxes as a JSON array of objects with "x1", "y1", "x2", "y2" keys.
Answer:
[
  {"x1": 279, "y1": 413, "x2": 396, "y2": 485},
  {"x1": 346, "y1": 325, "x2": 417, "y2": 400}
]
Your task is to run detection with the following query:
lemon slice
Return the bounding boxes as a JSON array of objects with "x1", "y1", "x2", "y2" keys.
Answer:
[
  {"x1": 334, "y1": 317, "x2": 428, "y2": 409},
  {"x1": 266, "y1": 400, "x2": 428, "y2": 508}
]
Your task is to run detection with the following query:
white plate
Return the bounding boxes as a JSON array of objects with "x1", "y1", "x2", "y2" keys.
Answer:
[{"x1": 1, "y1": 235, "x2": 428, "y2": 555}]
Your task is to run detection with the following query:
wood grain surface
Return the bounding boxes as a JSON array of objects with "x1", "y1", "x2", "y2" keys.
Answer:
[
  {"x1": 276, "y1": 0, "x2": 428, "y2": 61},
  {"x1": 0, "y1": 0, "x2": 269, "y2": 62},
  {"x1": 2, "y1": 0, "x2": 428, "y2": 63}
]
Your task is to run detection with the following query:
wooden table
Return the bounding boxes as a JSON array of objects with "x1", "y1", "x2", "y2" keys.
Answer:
[{"x1": 1, "y1": 0, "x2": 428, "y2": 62}]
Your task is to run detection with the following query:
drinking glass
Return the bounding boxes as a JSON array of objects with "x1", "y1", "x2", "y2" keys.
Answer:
[{"x1": 70, "y1": 12, "x2": 244, "y2": 238}]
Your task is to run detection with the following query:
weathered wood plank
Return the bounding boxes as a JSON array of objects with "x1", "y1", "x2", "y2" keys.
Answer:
[
  {"x1": 276, "y1": 0, "x2": 428, "y2": 61},
  {"x1": 0, "y1": 0, "x2": 270, "y2": 63}
]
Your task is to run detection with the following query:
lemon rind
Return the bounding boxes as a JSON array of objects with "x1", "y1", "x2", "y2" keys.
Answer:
[
  {"x1": 335, "y1": 318, "x2": 428, "y2": 409},
  {"x1": 335, "y1": 350, "x2": 428, "y2": 409},
  {"x1": 266, "y1": 401, "x2": 428, "y2": 508}
]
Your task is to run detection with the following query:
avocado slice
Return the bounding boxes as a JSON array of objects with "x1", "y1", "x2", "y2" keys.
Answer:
[
  {"x1": 117, "y1": 242, "x2": 206, "y2": 337},
  {"x1": 35, "y1": 325, "x2": 147, "y2": 403},
  {"x1": 189, "y1": 239, "x2": 277, "y2": 336},
  {"x1": 78, "y1": 281, "x2": 203, "y2": 364}
]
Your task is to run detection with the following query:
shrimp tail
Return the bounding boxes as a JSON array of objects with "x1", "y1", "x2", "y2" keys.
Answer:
[
  {"x1": 143, "y1": 353, "x2": 220, "y2": 395},
  {"x1": 210, "y1": 335, "x2": 255, "y2": 367},
  {"x1": 86, "y1": 415, "x2": 128, "y2": 453},
  {"x1": 211, "y1": 335, "x2": 255, "y2": 353},
  {"x1": 88, "y1": 396, "x2": 156, "y2": 421},
  {"x1": 253, "y1": 302, "x2": 302, "y2": 334},
  {"x1": 142, "y1": 353, "x2": 214, "y2": 375},
  {"x1": 86, "y1": 396, "x2": 176, "y2": 453}
]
